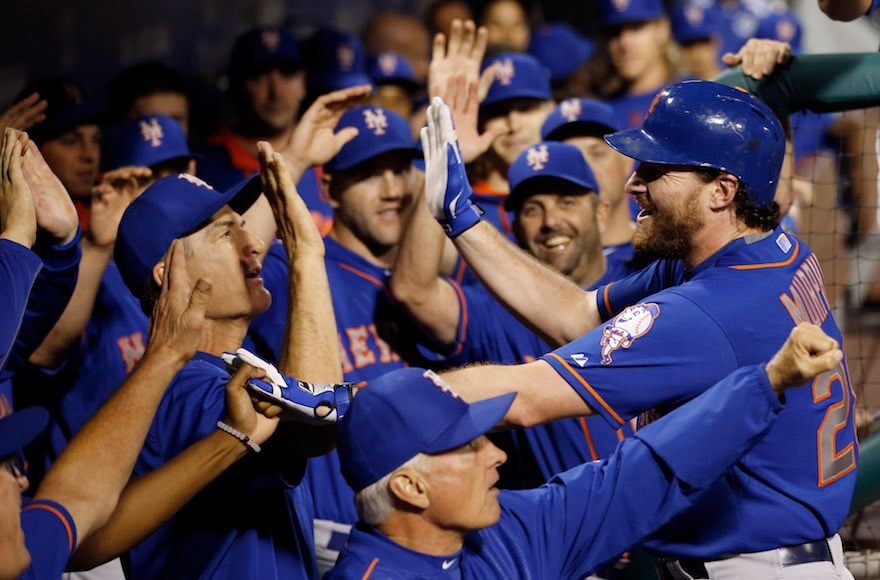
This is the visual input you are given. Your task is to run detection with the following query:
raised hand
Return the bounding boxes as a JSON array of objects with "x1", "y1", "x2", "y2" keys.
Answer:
[
  {"x1": 282, "y1": 85, "x2": 373, "y2": 181},
  {"x1": 0, "y1": 92, "x2": 48, "y2": 131},
  {"x1": 421, "y1": 97, "x2": 483, "y2": 237},
  {"x1": 0, "y1": 128, "x2": 37, "y2": 247},
  {"x1": 765, "y1": 322, "x2": 843, "y2": 395},
  {"x1": 259, "y1": 141, "x2": 324, "y2": 258},
  {"x1": 428, "y1": 19, "x2": 488, "y2": 98},
  {"x1": 88, "y1": 166, "x2": 152, "y2": 248},
  {"x1": 21, "y1": 139, "x2": 79, "y2": 245},
  {"x1": 146, "y1": 239, "x2": 212, "y2": 366},
  {"x1": 721, "y1": 38, "x2": 792, "y2": 81},
  {"x1": 441, "y1": 74, "x2": 506, "y2": 164}
]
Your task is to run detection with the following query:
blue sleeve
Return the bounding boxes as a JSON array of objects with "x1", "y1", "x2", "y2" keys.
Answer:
[
  {"x1": 0, "y1": 240, "x2": 42, "y2": 381},
  {"x1": 6, "y1": 229, "x2": 82, "y2": 381},
  {"x1": 499, "y1": 365, "x2": 783, "y2": 579},
  {"x1": 20, "y1": 498, "x2": 78, "y2": 579},
  {"x1": 595, "y1": 259, "x2": 685, "y2": 320},
  {"x1": 871, "y1": 0, "x2": 880, "y2": 14},
  {"x1": 543, "y1": 293, "x2": 739, "y2": 427}
]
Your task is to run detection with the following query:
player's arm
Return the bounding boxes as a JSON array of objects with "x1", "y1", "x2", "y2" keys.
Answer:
[
  {"x1": 390, "y1": 171, "x2": 463, "y2": 350},
  {"x1": 32, "y1": 240, "x2": 211, "y2": 549},
  {"x1": 819, "y1": 0, "x2": 873, "y2": 20},
  {"x1": 422, "y1": 99, "x2": 601, "y2": 348},
  {"x1": 258, "y1": 142, "x2": 342, "y2": 457},
  {"x1": 29, "y1": 167, "x2": 149, "y2": 368},
  {"x1": 441, "y1": 359, "x2": 595, "y2": 428},
  {"x1": 67, "y1": 363, "x2": 280, "y2": 571}
]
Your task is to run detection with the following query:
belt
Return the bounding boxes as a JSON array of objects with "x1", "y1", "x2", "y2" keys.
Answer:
[{"x1": 658, "y1": 539, "x2": 834, "y2": 580}]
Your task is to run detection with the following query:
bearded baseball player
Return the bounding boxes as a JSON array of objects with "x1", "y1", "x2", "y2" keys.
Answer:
[{"x1": 419, "y1": 80, "x2": 856, "y2": 580}]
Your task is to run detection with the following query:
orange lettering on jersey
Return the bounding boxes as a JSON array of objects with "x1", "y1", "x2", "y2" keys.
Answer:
[
  {"x1": 779, "y1": 254, "x2": 830, "y2": 325},
  {"x1": 346, "y1": 326, "x2": 376, "y2": 369},
  {"x1": 0, "y1": 394, "x2": 12, "y2": 418},
  {"x1": 338, "y1": 333, "x2": 354, "y2": 374},
  {"x1": 117, "y1": 332, "x2": 146, "y2": 373}
]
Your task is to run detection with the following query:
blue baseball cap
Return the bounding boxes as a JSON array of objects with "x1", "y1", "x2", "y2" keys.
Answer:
[
  {"x1": 15, "y1": 77, "x2": 103, "y2": 144},
  {"x1": 115, "y1": 173, "x2": 262, "y2": 297},
  {"x1": 598, "y1": 0, "x2": 666, "y2": 28},
  {"x1": 229, "y1": 26, "x2": 301, "y2": 79},
  {"x1": 480, "y1": 53, "x2": 552, "y2": 109},
  {"x1": 756, "y1": 11, "x2": 802, "y2": 54},
  {"x1": 303, "y1": 29, "x2": 373, "y2": 93},
  {"x1": 506, "y1": 141, "x2": 600, "y2": 210},
  {"x1": 527, "y1": 23, "x2": 595, "y2": 82},
  {"x1": 324, "y1": 105, "x2": 421, "y2": 173},
  {"x1": 337, "y1": 367, "x2": 516, "y2": 492},
  {"x1": 542, "y1": 98, "x2": 624, "y2": 141},
  {"x1": 366, "y1": 52, "x2": 420, "y2": 93},
  {"x1": 0, "y1": 407, "x2": 49, "y2": 459},
  {"x1": 101, "y1": 115, "x2": 201, "y2": 172},
  {"x1": 670, "y1": 0, "x2": 723, "y2": 44}
]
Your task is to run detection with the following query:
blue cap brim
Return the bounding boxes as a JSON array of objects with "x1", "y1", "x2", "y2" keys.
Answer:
[
  {"x1": 422, "y1": 392, "x2": 516, "y2": 454},
  {"x1": 0, "y1": 407, "x2": 49, "y2": 458}
]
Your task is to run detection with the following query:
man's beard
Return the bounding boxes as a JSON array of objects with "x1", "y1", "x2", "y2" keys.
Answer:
[{"x1": 631, "y1": 191, "x2": 703, "y2": 260}]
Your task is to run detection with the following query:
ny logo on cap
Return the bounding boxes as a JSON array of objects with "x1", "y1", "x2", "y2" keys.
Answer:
[
  {"x1": 560, "y1": 99, "x2": 583, "y2": 122},
  {"x1": 685, "y1": 5, "x2": 706, "y2": 24},
  {"x1": 494, "y1": 58, "x2": 515, "y2": 86},
  {"x1": 611, "y1": 0, "x2": 630, "y2": 12},
  {"x1": 363, "y1": 108, "x2": 388, "y2": 136},
  {"x1": 423, "y1": 370, "x2": 460, "y2": 399},
  {"x1": 527, "y1": 144, "x2": 549, "y2": 171},
  {"x1": 178, "y1": 173, "x2": 213, "y2": 189},
  {"x1": 337, "y1": 45, "x2": 355, "y2": 71},
  {"x1": 262, "y1": 30, "x2": 281, "y2": 53},
  {"x1": 140, "y1": 118, "x2": 164, "y2": 148},
  {"x1": 378, "y1": 53, "x2": 398, "y2": 76}
]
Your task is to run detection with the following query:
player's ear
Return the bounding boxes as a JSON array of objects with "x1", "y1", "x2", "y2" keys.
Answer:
[
  {"x1": 594, "y1": 195, "x2": 610, "y2": 234},
  {"x1": 389, "y1": 468, "x2": 430, "y2": 510},
  {"x1": 710, "y1": 174, "x2": 738, "y2": 210},
  {"x1": 322, "y1": 173, "x2": 340, "y2": 209},
  {"x1": 151, "y1": 261, "x2": 166, "y2": 288}
]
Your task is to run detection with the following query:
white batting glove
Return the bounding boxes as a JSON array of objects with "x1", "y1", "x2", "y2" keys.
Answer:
[
  {"x1": 420, "y1": 97, "x2": 483, "y2": 237},
  {"x1": 221, "y1": 348, "x2": 353, "y2": 425}
]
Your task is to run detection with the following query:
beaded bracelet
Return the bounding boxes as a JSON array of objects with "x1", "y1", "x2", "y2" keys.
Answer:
[{"x1": 216, "y1": 420, "x2": 261, "y2": 453}]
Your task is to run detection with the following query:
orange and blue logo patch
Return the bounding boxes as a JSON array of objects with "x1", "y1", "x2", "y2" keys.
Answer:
[{"x1": 599, "y1": 302, "x2": 660, "y2": 364}]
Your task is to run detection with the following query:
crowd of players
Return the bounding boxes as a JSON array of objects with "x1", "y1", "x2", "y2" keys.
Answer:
[{"x1": 0, "y1": 0, "x2": 875, "y2": 578}]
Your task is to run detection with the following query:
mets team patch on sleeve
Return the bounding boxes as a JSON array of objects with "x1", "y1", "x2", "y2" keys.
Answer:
[{"x1": 600, "y1": 302, "x2": 660, "y2": 364}]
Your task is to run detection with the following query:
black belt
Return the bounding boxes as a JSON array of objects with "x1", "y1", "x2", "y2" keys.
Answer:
[{"x1": 657, "y1": 539, "x2": 834, "y2": 580}]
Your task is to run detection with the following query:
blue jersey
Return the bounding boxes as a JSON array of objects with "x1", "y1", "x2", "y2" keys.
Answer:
[
  {"x1": 445, "y1": 278, "x2": 635, "y2": 487},
  {"x1": 1, "y1": 233, "x2": 81, "y2": 410},
  {"x1": 20, "y1": 498, "x2": 78, "y2": 579},
  {"x1": 126, "y1": 353, "x2": 317, "y2": 580},
  {"x1": 545, "y1": 227, "x2": 857, "y2": 558},
  {"x1": 328, "y1": 365, "x2": 787, "y2": 579},
  {"x1": 25, "y1": 261, "x2": 148, "y2": 476}
]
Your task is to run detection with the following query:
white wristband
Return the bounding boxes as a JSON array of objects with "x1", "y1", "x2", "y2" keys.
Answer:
[{"x1": 216, "y1": 420, "x2": 261, "y2": 453}]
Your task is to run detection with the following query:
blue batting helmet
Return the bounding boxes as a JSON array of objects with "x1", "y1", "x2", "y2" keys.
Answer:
[{"x1": 604, "y1": 80, "x2": 785, "y2": 205}]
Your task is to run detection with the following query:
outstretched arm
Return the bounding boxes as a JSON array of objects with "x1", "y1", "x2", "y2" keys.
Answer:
[
  {"x1": 422, "y1": 98, "x2": 602, "y2": 347},
  {"x1": 68, "y1": 363, "x2": 281, "y2": 571},
  {"x1": 33, "y1": 240, "x2": 212, "y2": 548}
]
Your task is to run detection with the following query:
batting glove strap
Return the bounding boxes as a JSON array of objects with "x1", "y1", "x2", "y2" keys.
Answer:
[
  {"x1": 221, "y1": 349, "x2": 343, "y2": 426},
  {"x1": 439, "y1": 143, "x2": 484, "y2": 238}
]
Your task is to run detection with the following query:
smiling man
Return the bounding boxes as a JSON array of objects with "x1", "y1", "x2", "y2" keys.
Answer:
[{"x1": 419, "y1": 82, "x2": 857, "y2": 579}]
